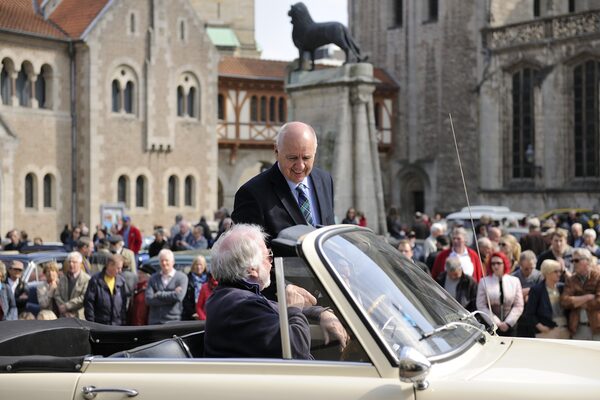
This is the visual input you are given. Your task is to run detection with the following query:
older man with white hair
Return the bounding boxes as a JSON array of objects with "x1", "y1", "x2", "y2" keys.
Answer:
[
  {"x1": 431, "y1": 227, "x2": 483, "y2": 283},
  {"x1": 54, "y1": 251, "x2": 91, "y2": 319},
  {"x1": 582, "y1": 229, "x2": 600, "y2": 258},
  {"x1": 204, "y1": 224, "x2": 347, "y2": 359},
  {"x1": 145, "y1": 249, "x2": 188, "y2": 324},
  {"x1": 423, "y1": 222, "x2": 444, "y2": 260}
]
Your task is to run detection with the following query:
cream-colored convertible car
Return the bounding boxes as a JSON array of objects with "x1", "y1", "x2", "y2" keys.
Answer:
[{"x1": 1, "y1": 225, "x2": 599, "y2": 399}]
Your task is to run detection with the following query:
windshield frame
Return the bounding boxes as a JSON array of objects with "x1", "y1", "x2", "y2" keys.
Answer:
[{"x1": 311, "y1": 226, "x2": 483, "y2": 364}]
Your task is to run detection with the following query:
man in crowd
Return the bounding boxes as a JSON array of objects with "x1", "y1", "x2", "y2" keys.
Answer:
[
  {"x1": 560, "y1": 248, "x2": 600, "y2": 340},
  {"x1": 109, "y1": 234, "x2": 137, "y2": 273},
  {"x1": 171, "y1": 220, "x2": 193, "y2": 251},
  {"x1": 4, "y1": 261, "x2": 27, "y2": 314},
  {"x1": 148, "y1": 228, "x2": 170, "y2": 258},
  {"x1": 487, "y1": 226, "x2": 502, "y2": 251},
  {"x1": 181, "y1": 225, "x2": 208, "y2": 250},
  {"x1": 3, "y1": 229, "x2": 26, "y2": 252},
  {"x1": 204, "y1": 224, "x2": 347, "y2": 359},
  {"x1": 432, "y1": 227, "x2": 483, "y2": 283},
  {"x1": 84, "y1": 254, "x2": 128, "y2": 325},
  {"x1": 232, "y1": 121, "x2": 335, "y2": 240},
  {"x1": 512, "y1": 250, "x2": 542, "y2": 304},
  {"x1": 519, "y1": 217, "x2": 547, "y2": 255},
  {"x1": 119, "y1": 216, "x2": 143, "y2": 255},
  {"x1": 476, "y1": 237, "x2": 494, "y2": 274},
  {"x1": 423, "y1": 222, "x2": 444, "y2": 260},
  {"x1": 536, "y1": 228, "x2": 573, "y2": 275},
  {"x1": 145, "y1": 249, "x2": 188, "y2": 324},
  {"x1": 397, "y1": 239, "x2": 429, "y2": 274},
  {"x1": 425, "y1": 235, "x2": 449, "y2": 272},
  {"x1": 54, "y1": 252, "x2": 91, "y2": 319},
  {"x1": 76, "y1": 237, "x2": 95, "y2": 275},
  {"x1": 435, "y1": 257, "x2": 477, "y2": 312},
  {"x1": 570, "y1": 222, "x2": 584, "y2": 248}
]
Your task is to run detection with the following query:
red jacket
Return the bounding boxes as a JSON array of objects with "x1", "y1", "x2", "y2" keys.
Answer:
[
  {"x1": 127, "y1": 280, "x2": 149, "y2": 326},
  {"x1": 196, "y1": 277, "x2": 218, "y2": 321},
  {"x1": 120, "y1": 225, "x2": 143, "y2": 254},
  {"x1": 431, "y1": 248, "x2": 483, "y2": 283}
]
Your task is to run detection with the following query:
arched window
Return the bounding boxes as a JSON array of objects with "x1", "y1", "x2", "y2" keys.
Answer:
[
  {"x1": 187, "y1": 87, "x2": 196, "y2": 117},
  {"x1": 218, "y1": 93, "x2": 225, "y2": 120},
  {"x1": 112, "y1": 80, "x2": 121, "y2": 112},
  {"x1": 117, "y1": 175, "x2": 128, "y2": 204},
  {"x1": 177, "y1": 86, "x2": 184, "y2": 116},
  {"x1": 16, "y1": 68, "x2": 30, "y2": 107},
  {"x1": 43, "y1": 174, "x2": 53, "y2": 208},
  {"x1": 25, "y1": 173, "x2": 35, "y2": 209},
  {"x1": 250, "y1": 95, "x2": 258, "y2": 121},
  {"x1": 135, "y1": 175, "x2": 146, "y2": 208},
  {"x1": 269, "y1": 97, "x2": 276, "y2": 122},
  {"x1": 260, "y1": 96, "x2": 267, "y2": 122},
  {"x1": 124, "y1": 81, "x2": 134, "y2": 114},
  {"x1": 278, "y1": 97, "x2": 286, "y2": 123},
  {"x1": 184, "y1": 175, "x2": 194, "y2": 207},
  {"x1": 129, "y1": 12, "x2": 136, "y2": 34},
  {"x1": 168, "y1": 175, "x2": 178, "y2": 206},
  {"x1": 573, "y1": 60, "x2": 600, "y2": 177},
  {"x1": 0, "y1": 59, "x2": 12, "y2": 105},
  {"x1": 35, "y1": 74, "x2": 46, "y2": 108}
]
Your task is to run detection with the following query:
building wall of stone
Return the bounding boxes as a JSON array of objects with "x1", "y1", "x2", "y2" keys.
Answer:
[
  {"x1": 79, "y1": 0, "x2": 219, "y2": 235},
  {"x1": 0, "y1": 34, "x2": 73, "y2": 239}
]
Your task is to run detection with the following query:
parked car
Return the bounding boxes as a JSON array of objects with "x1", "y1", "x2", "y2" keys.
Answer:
[
  {"x1": 445, "y1": 205, "x2": 527, "y2": 228},
  {"x1": 537, "y1": 208, "x2": 596, "y2": 226},
  {"x1": 0, "y1": 251, "x2": 68, "y2": 314},
  {"x1": 0, "y1": 225, "x2": 599, "y2": 399}
]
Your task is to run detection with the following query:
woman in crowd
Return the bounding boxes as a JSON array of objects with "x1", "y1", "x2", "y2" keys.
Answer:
[
  {"x1": 0, "y1": 262, "x2": 17, "y2": 321},
  {"x1": 37, "y1": 262, "x2": 60, "y2": 316},
  {"x1": 182, "y1": 255, "x2": 208, "y2": 320},
  {"x1": 499, "y1": 234, "x2": 521, "y2": 272},
  {"x1": 523, "y1": 259, "x2": 569, "y2": 339},
  {"x1": 342, "y1": 208, "x2": 358, "y2": 225},
  {"x1": 196, "y1": 272, "x2": 218, "y2": 321},
  {"x1": 581, "y1": 229, "x2": 600, "y2": 259},
  {"x1": 477, "y1": 251, "x2": 524, "y2": 336}
]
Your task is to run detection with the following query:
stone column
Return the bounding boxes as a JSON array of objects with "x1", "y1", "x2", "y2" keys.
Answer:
[{"x1": 286, "y1": 63, "x2": 387, "y2": 234}]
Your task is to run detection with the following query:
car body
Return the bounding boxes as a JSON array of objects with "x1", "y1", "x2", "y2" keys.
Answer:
[
  {"x1": 445, "y1": 205, "x2": 527, "y2": 228},
  {"x1": 0, "y1": 224, "x2": 599, "y2": 399}
]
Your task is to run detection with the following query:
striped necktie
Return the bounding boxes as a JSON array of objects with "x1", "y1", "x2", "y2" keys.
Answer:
[{"x1": 296, "y1": 184, "x2": 314, "y2": 226}]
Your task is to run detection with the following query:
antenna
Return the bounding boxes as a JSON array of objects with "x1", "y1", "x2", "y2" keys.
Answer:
[{"x1": 448, "y1": 113, "x2": 496, "y2": 331}]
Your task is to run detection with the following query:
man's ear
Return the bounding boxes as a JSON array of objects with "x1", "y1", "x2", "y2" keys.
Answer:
[{"x1": 247, "y1": 267, "x2": 259, "y2": 279}]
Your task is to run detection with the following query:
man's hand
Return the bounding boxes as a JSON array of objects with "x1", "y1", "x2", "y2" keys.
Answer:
[
  {"x1": 285, "y1": 285, "x2": 308, "y2": 309},
  {"x1": 319, "y1": 309, "x2": 349, "y2": 350},
  {"x1": 286, "y1": 284, "x2": 316, "y2": 306},
  {"x1": 175, "y1": 286, "x2": 183, "y2": 294}
]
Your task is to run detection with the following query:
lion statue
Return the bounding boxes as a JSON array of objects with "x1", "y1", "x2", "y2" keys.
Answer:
[{"x1": 288, "y1": 2, "x2": 368, "y2": 71}]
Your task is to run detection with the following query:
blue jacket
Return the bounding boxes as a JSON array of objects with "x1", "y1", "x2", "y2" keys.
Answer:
[
  {"x1": 204, "y1": 280, "x2": 312, "y2": 359},
  {"x1": 84, "y1": 271, "x2": 128, "y2": 325},
  {"x1": 0, "y1": 283, "x2": 17, "y2": 321},
  {"x1": 145, "y1": 270, "x2": 188, "y2": 324}
]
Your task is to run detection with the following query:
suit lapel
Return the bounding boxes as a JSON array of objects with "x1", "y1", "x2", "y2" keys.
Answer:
[
  {"x1": 309, "y1": 172, "x2": 326, "y2": 225},
  {"x1": 270, "y1": 164, "x2": 306, "y2": 225}
]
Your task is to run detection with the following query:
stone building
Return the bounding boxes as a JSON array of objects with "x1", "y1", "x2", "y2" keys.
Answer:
[
  {"x1": 0, "y1": 0, "x2": 218, "y2": 240},
  {"x1": 349, "y1": 0, "x2": 600, "y2": 221}
]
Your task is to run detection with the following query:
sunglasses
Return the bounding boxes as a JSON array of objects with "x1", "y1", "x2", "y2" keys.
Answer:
[
  {"x1": 490, "y1": 261, "x2": 504, "y2": 265},
  {"x1": 572, "y1": 258, "x2": 582, "y2": 263}
]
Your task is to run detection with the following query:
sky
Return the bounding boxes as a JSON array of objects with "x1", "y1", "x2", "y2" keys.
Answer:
[{"x1": 255, "y1": 0, "x2": 348, "y2": 61}]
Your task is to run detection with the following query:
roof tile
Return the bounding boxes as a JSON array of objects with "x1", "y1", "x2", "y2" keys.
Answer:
[{"x1": 0, "y1": 0, "x2": 66, "y2": 38}]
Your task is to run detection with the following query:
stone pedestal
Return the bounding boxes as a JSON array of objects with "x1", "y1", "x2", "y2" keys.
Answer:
[{"x1": 286, "y1": 63, "x2": 387, "y2": 234}]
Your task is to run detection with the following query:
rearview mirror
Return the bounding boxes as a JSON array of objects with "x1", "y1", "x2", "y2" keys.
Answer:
[{"x1": 398, "y1": 346, "x2": 430, "y2": 390}]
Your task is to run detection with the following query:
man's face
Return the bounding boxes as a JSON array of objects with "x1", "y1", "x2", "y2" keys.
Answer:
[
  {"x1": 8, "y1": 264, "x2": 23, "y2": 280},
  {"x1": 574, "y1": 256, "x2": 590, "y2": 277},
  {"x1": 256, "y1": 242, "x2": 273, "y2": 290},
  {"x1": 276, "y1": 125, "x2": 317, "y2": 184},
  {"x1": 68, "y1": 257, "x2": 81, "y2": 275},
  {"x1": 520, "y1": 258, "x2": 534, "y2": 276},
  {"x1": 8, "y1": 230, "x2": 19, "y2": 244},
  {"x1": 452, "y1": 234, "x2": 465, "y2": 250},
  {"x1": 159, "y1": 253, "x2": 175, "y2": 275},
  {"x1": 398, "y1": 244, "x2": 413, "y2": 259},
  {"x1": 551, "y1": 236, "x2": 566, "y2": 254},
  {"x1": 81, "y1": 243, "x2": 93, "y2": 257},
  {"x1": 105, "y1": 261, "x2": 121, "y2": 278},
  {"x1": 447, "y1": 269, "x2": 462, "y2": 280}
]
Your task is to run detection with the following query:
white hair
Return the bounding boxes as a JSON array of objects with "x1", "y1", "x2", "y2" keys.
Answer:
[
  {"x1": 158, "y1": 248, "x2": 174, "y2": 261},
  {"x1": 67, "y1": 251, "x2": 83, "y2": 263},
  {"x1": 211, "y1": 224, "x2": 268, "y2": 283},
  {"x1": 430, "y1": 222, "x2": 444, "y2": 235},
  {"x1": 583, "y1": 228, "x2": 597, "y2": 240}
]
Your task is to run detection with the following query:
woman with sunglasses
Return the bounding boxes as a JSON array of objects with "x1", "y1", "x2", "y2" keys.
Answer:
[
  {"x1": 477, "y1": 251, "x2": 524, "y2": 336},
  {"x1": 499, "y1": 234, "x2": 521, "y2": 272}
]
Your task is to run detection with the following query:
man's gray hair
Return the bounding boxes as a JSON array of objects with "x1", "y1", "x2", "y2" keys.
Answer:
[
  {"x1": 583, "y1": 228, "x2": 597, "y2": 240},
  {"x1": 573, "y1": 247, "x2": 592, "y2": 262},
  {"x1": 452, "y1": 227, "x2": 468, "y2": 239},
  {"x1": 519, "y1": 250, "x2": 537, "y2": 264},
  {"x1": 211, "y1": 224, "x2": 268, "y2": 283},
  {"x1": 158, "y1": 248, "x2": 174, "y2": 261},
  {"x1": 67, "y1": 251, "x2": 83, "y2": 263},
  {"x1": 430, "y1": 222, "x2": 444, "y2": 235},
  {"x1": 445, "y1": 256, "x2": 462, "y2": 273},
  {"x1": 478, "y1": 237, "x2": 492, "y2": 248}
]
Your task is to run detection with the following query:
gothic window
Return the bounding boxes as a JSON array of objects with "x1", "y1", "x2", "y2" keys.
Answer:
[
  {"x1": 569, "y1": 0, "x2": 576, "y2": 13},
  {"x1": 111, "y1": 66, "x2": 137, "y2": 115},
  {"x1": 179, "y1": 20, "x2": 186, "y2": 42},
  {"x1": 533, "y1": 0, "x2": 540, "y2": 17},
  {"x1": 176, "y1": 72, "x2": 200, "y2": 119},
  {"x1": 184, "y1": 175, "x2": 194, "y2": 207},
  {"x1": 260, "y1": 96, "x2": 267, "y2": 122},
  {"x1": 112, "y1": 80, "x2": 121, "y2": 112},
  {"x1": 35, "y1": 73, "x2": 46, "y2": 108},
  {"x1": 573, "y1": 61, "x2": 600, "y2": 178},
  {"x1": 25, "y1": 173, "x2": 35, "y2": 209},
  {"x1": 278, "y1": 97, "x2": 286, "y2": 123},
  {"x1": 427, "y1": 0, "x2": 438, "y2": 21},
  {"x1": 118, "y1": 175, "x2": 128, "y2": 204},
  {"x1": 512, "y1": 68, "x2": 536, "y2": 179},
  {"x1": 218, "y1": 93, "x2": 225, "y2": 120},
  {"x1": 129, "y1": 12, "x2": 136, "y2": 34},
  {"x1": 16, "y1": 68, "x2": 30, "y2": 107},
  {"x1": 168, "y1": 175, "x2": 179, "y2": 206},
  {"x1": 0, "y1": 60, "x2": 11, "y2": 105},
  {"x1": 43, "y1": 174, "x2": 53, "y2": 208},
  {"x1": 250, "y1": 95, "x2": 258, "y2": 121},
  {"x1": 135, "y1": 175, "x2": 146, "y2": 208}
]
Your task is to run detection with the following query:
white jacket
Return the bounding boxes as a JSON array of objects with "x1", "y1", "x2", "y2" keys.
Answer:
[{"x1": 477, "y1": 274, "x2": 524, "y2": 327}]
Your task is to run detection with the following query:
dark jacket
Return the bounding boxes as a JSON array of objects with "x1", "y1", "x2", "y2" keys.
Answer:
[
  {"x1": 204, "y1": 280, "x2": 311, "y2": 359},
  {"x1": 522, "y1": 281, "x2": 564, "y2": 337},
  {"x1": 181, "y1": 271, "x2": 207, "y2": 320},
  {"x1": 148, "y1": 239, "x2": 170, "y2": 258},
  {"x1": 231, "y1": 163, "x2": 335, "y2": 241},
  {"x1": 84, "y1": 270, "x2": 128, "y2": 325},
  {"x1": 435, "y1": 272, "x2": 478, "y2": 312}
]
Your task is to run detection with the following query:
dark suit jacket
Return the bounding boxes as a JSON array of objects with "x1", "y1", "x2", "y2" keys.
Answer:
[
  {"x1": 523, "y1": 281, "x2": 563, "y2": 337},
  {"x1": 231, "y1": 163, "x2": 335, "y2": 240}
]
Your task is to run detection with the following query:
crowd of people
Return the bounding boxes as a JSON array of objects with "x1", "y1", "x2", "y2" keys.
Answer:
[{"x1": 394, "y1": 209, "x2": 600, "y2": 340}]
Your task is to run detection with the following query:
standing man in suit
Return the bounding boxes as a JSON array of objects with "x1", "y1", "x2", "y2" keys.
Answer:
[
  {"x1": 54, "y1": 252, "x2": 91, "y2": 319},
  {"x1": 232, "y1": 121, "x2": 335, "y2": 240}
]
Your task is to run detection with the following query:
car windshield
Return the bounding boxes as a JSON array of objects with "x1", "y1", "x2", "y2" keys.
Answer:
[{"x1": 319, "y1": 230, "x2": 481, "y2": 361}]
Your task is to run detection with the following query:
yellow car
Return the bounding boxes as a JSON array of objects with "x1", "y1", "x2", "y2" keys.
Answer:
[{"x1": 1, "y1": 224, "x2": 599, "y2": 399}]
